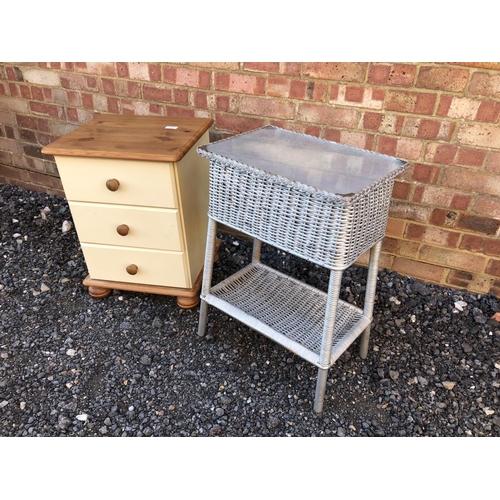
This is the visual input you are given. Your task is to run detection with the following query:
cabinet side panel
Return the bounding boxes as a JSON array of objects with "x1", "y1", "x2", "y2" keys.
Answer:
[{"x1": 175, "y1": 131, "x2": 210, "y2": 285}]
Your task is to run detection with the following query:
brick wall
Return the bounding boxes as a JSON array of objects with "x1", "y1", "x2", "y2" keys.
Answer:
[{"x1": 1, "y1": 62, "x2": 499, "y2": 296}]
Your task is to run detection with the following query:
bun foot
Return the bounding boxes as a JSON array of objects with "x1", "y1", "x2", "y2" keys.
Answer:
[
  {"x1": 176, "y1": 294, "x2": 200, "y2": 309},
  {"x1": 88, "y1": 285, "x2": 112, "y2": 299}
]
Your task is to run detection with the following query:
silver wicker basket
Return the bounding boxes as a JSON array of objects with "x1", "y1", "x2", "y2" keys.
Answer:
[{"x1": 198, "y1": 126, "x2": 409, "y2": 270}]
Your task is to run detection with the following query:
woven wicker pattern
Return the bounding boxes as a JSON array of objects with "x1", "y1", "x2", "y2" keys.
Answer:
[
  {"x1": 208, "y1": 263, "x2": 367, "y2": 365},
  {"x1": 205, "y1": 157, "x2": 400, "y2": 270}
]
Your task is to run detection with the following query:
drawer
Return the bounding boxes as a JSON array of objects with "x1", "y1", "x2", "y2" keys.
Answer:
[
  {"x1": 81, "y1": 244, "x2": 189, "y2": 288},
  {"x1": 55, "y1": 156, "x2": 178, "y2": 208},
  {"x1": 68, "y1": 202, "x2": 183, "y2": 251}
]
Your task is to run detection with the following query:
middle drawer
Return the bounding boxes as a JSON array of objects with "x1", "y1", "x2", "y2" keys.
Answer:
[{"x1": 69, "y1": 202, "x2": 183, "y2": 251}]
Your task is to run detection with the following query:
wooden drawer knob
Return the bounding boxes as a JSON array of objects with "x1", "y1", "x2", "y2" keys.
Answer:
[
  {"x1": 116, "y1": 224, "x2": 129, "y2": 236},
  {"x1": 106, "y1": 178, "x2": 120, "y2": 191},
  {"x1": 126, "y1": 264, "x2": 138, "y2": 275}
]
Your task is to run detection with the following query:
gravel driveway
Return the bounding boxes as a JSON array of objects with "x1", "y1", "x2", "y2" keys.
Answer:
[{"x1": 1, "y1": 183, "x2": 499, "y2": 437}]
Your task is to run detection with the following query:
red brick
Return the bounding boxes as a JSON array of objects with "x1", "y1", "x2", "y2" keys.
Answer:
[
  {"x1": 385, "y1": 90, "x2": 437, "y2": 115},
  {"x1": 419, "y1": 244, "x2": 486, "y2": 272},
  {"x1": 297, "y1": 103, "x2": 358, "y2": 128},
  {"x1": 241, "y1": 96, "x2": 295, "y2": 119},
  {"x1": 368, "y1": 63, "x2": 416, "y2": 87},
  {"x1": 268, "y1": 77, "x2": 291, "y2": 98},
  {"x1": 430, "y1": 208, "x2": 458, "y2": 228},
  {"x1": 143, "y1": 85, "x2": 172, "y2": 102},
  {"x1": 329, "y1": 85, "x2": 339, "y2": 101},
  {"x1": 472, "y1": 195, "x2": 500, "y2": 218},
  {"x1": 469, "y1": 72, "x2": 500, "y2": 98},
  {"x1": 475, "y1": 100, "x2": 500, "y2": 122},
  {"x1": 16, "y1": 115, "x2": 37, "y2": 129},
  {"x1": 486, "y1": 152, "x2": 500, "y2": 173},
  {"x1": 303, "y1": 63, "x2": 368, "y2": 82},
  {"x1": 243, "y1": 62, "x2": 280, "y2": 73},
  {"x1": 376, "y1": 136, "x2": 397, "y2": 156},
  {"x1": 30, "y1": 85, "x2": 44, "y2": 101},
  {"x1": 386, "y1": 217, "x2": 406, "y2": 237},
  {"x1": 417, "y1": 66, "x2": 469, "y2": 92},
  {"x1": 393, "y1": 257, "x2": 445, "y2": 282},
  {"x1": 460, "y1": 234, "x2": 500, "y2": 256},
  {"x1": 102, "y1": 78, "x2": 116, "y2": 95},
  {"x1": 215, "y1": 113, "x2": 265, "y2": 133},
  {"x1": 455, "y1": 147, "x2": 486, "y2": 168},
  {"x1": 442, "y1": 167, "x2": 500, "y2": 196},
  {"x1": 148, "y1": 64, "x2": 161, "y2": 82},
  {"x1": 81, "y1": 93, "x2": 93, "y2": 109},
  {"x1": 486, "y1": 259, "x2": 500, "y2": 278},
  {"x1": 456, "y1": 214, "x2": 500, "y2": 235},
  {"x1": 67, "y1": 108, "x2": 78, "y2": 122},
  {"x1": 192, "y1": 91, "x2": 208, "y2": 109},
  {"x1": 212, "y1": 94, "x2": 238, "y2": 113},
  {"x1": 345, "y1": 86, "x2": 364, "y2": 103},
  {"x1": 437, "y1": 95, "x2": 452, "y2": 116},
  {"x1": 107, "y1": 97, "x2": 119, "y2": 113},
  {"x1": 362, "y1": 112, "x2": 383, "y2": 131},
  {"x1": 117, "y1": 62, "x2": 129, "y2": 77},
  {"x1": 173, "y1": 88, "x2": 188, "y2": 105},
  {"x1": 290, "y1": 80, "x2": 307, "y2": 100},
  {"x1": 392, "y1": 181, "x2": 411, "y2": 200},
  {"x1": 405, "y1": 223, "x2": 460, "y2": 247}
]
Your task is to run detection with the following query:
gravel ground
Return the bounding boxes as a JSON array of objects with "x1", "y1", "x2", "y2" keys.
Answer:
[{"x1": 1, "y1": 182, "x2": 500, "y2": 438}]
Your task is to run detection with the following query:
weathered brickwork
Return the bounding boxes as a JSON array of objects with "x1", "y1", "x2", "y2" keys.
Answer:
[{"x1": 1, "y1": 62, "x2": 499, "y2": 296}]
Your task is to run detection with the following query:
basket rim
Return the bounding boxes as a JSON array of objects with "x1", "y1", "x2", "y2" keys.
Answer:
[{"x1": 198, "y1": 125, "x2": 410, "y2": 204}]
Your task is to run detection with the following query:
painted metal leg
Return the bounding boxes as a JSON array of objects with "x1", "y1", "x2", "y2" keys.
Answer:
[
  {"x1": 359, "y1": 240, "x2": 382, "y2": 359},
  {"x1": 252, "y1": 238, "x2": 262, "y2": 264},
  {"x1": 198, "y1": 218, "x2": 218, "y2": 338},
  {"x1": 314, "y1": 368, "x2": 329, "y2": 414},
  {"x1": 314, "y1": 269, "x2": 344, "y2": 414}
]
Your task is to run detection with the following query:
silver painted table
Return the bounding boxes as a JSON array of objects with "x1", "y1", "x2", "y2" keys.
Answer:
[{"x1": 196, "y1": 126, "x2": 409, "y2": 413}]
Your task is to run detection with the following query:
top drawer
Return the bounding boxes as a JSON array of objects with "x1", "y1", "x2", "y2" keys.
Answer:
[{"x1": 54, "y1": 156, "x2": 178, "y2": 208}]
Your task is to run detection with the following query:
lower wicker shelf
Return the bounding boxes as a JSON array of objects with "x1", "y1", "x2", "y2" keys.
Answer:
[{"x1": 203, "y1": 262, "x2": 371, "y2": 368}]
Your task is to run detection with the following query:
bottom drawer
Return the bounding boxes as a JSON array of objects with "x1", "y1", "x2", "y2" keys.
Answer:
[{"x1": 81, "y1": 244, "x2": 189, "y2": 288}]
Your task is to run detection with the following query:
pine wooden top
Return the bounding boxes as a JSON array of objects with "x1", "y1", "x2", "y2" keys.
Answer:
[{"x1": 42, "y1": 115, "x2": 213, "y2": 162}]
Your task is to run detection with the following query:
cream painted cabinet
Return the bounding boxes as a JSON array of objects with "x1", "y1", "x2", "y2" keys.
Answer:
[{"x1": 43, "y1": 115, "x2": 214, "y2": 308}]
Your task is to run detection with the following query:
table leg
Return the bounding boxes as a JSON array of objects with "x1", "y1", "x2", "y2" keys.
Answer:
[
  {"x1": 198, "y1": 218, "x2": 218, "y2": 337},
  {"x1": 359, "y1": 240, "x2": 382, "y2": 359},
  {"x1": 252, "y1": 238, "x2": 262, "y2": 264},
  {"x1": 314, "y1": 268, "x2": 343, "y2": 414}
]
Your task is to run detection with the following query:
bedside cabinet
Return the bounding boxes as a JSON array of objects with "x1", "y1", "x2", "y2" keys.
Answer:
[{"x1": 42, "y1": 114, "x2": 215, "y2": 308}]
